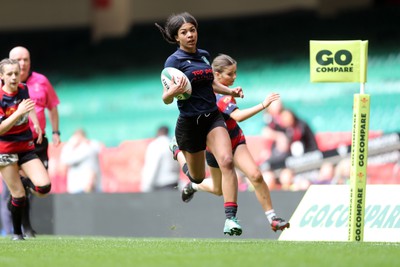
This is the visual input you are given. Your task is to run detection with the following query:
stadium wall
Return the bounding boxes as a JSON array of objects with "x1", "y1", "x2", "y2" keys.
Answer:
[
  {"x1": 28, "y1": 191, "x2": 305, "y2": 239},
  {"x1": 0, "y1": 0, "x2": 371, "y2": 31}
]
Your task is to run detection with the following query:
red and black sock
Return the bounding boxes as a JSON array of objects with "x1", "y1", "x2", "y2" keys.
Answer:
[
  {"x1": 224, "y1": 202, "x2": 238, "y2": 219},
  {"x1": 8, "y1": 196, "x2": 26, "y2": 235},
  {"x1": 21, "y1": 196, "x2": 33, "y2": 231}
]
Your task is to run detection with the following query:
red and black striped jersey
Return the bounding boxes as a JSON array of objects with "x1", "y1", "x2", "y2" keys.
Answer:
[
  {"x1": 0, "y1": 83, "x2": 35, "y2": 153},
  {"x1": 215, "y1": 94, "x2": 246, "y2": 149}
]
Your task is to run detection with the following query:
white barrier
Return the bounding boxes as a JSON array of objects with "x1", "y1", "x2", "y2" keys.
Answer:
[{"x1": 279, "y1": 185, "x2": 400, "y2": 242}]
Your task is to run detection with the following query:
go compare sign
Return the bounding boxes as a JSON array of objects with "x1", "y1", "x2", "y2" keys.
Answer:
[
  {"x1": 300, "y1": 203, "x2": 400, "y2": 229},
  {"x1": 309, "y1": 40, "x2": 368, "y2": 83},
  {"x1": 279, "y1": 185, "x2": 400, "y2": 242}
]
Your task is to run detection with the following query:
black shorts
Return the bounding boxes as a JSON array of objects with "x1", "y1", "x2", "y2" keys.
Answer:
[
  {"x1": 205, "y1": 150, "x2": 219, "y2": 168},
  {"x1": 175, "y1": 109, "x2": 226, "y2": 153},
  {"x1": 18, "y1": 150, "x2": 39, "y2": 166},
  {"x1": 34, "y1": 136, "x2": 49, "y2": 169},
  {"x1": 205, "y1": 141, "x2": 246, "y2": 168}
]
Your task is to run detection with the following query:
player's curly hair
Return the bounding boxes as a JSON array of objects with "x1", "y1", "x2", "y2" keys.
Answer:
[{"x1": 155, "y1": 12, "x2": 198, "y2": 44}]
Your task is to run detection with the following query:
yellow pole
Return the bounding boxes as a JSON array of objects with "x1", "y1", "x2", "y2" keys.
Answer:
[{"x1": 348, "y1": 92, "x2": 370, "y2": 241}]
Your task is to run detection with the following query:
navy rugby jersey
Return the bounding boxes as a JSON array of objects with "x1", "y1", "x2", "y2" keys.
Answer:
[
  {"x1": 0, "y1": 83, "x2": 35, "y2": 153},
  {"x1": 165, "y1": 48, "x2": 217, "y2": 117}
]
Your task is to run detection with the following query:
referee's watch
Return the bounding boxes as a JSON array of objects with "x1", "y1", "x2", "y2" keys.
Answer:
[{"x1": 52, "y1": 130, "x2": 61, "y2": 136}]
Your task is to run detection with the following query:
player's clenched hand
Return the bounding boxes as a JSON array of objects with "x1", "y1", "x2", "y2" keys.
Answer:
[
  {"x1": 34, "y1": 124, "x2": 43, "y2": 144},
  {"x1": 170, "y1": 75, "x2": 188, "y2": 96},
  {"x1": 231, "y1": 87, "x2": 244, "y2": 98},
  {"x1": 16, "y1": 99, "x2": 35, "y2": 115}
]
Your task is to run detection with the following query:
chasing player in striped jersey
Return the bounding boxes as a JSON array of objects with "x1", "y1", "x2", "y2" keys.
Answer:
[
  {"x1": 0, "y1": 59, "x2": 51, "y2": 240},
  {"x1": 170, "y1": 54, "x2": 290, "y2": 232}
]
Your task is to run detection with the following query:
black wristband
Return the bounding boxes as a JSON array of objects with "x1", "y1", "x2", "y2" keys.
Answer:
[{"x1": 52, "y1": 131, "x2": 61, "y2": 135}]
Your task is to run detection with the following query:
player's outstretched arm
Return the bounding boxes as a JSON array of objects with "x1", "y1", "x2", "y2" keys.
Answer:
[
  {"x1": 212, "y1": 80, "x2": 244, "y2": 98},
  {"x1": 230, "y1": 92, "x2": 280, "y2": 122}
]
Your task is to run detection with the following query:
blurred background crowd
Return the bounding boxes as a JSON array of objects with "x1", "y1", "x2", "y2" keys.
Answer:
[{"x1": 0, "y1": 0, "x2": 399, "y2": 194}]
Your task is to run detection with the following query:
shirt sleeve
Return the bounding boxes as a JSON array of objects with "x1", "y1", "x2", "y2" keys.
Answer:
[
  {"x1": 164, "y1": 55, "x2": 180, "y2": 69},
  {"x1": 0, "y1": 110, "x2": 4, "y2": 124},
  {"x1": 217, "y1": 95, "x2": 238, "y2": 116},
  {"x1": 43, "y1": 77, "x2": 60, "y2": 110}
]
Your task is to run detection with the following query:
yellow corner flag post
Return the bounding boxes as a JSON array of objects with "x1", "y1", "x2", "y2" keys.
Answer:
[
  {"x1": 348, "y1": 93, "x2": 370, "y2": 241},
  {"x1": 310, "y1": 40, "x2": 370, "y2": 241}
]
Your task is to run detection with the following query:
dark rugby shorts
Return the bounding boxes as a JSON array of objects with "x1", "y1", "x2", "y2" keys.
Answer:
[
  {"x1": 205, "y1": 140, "x2": 246, "y2": 168},
  {"x1": 175, "y1": 109, "x2": 226, "y2": 153},
  {"x1": 18, "y1": 150, "x2": 39, "y2": 166},
  {"x1": 34, "y1": 136, "x2": 49, "y2": 169}
]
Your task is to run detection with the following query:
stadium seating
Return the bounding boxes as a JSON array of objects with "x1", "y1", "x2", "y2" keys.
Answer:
[{"x1": 43, "y1": 131, "x2": 399, "y2": 194}]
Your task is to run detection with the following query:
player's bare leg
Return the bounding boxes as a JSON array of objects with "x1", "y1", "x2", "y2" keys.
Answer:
[
  {"x1": 207, "y1": 126, "x2": 241, "y2": 236},
  {"x1": 234, "y1": 144, "x2": 289, "y2": 232}
]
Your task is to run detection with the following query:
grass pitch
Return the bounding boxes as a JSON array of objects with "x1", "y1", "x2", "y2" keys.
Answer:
[{"x1": 0, "y1": 236, "x2": 398, "y2": 267}]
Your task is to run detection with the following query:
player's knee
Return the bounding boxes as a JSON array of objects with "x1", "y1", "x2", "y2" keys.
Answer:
[
  {"x1": 217, "y1": 154, "x2": 234, "y2": 170},
  {"x1": 213, "y1": 187, "x2": 223, "y2": 196},
  {"x1": 33, "y1": 183, "x2": 52, "y2": 196},
  {"x1": 247, "y1": 169, "x2": 263, "y2": 185}
]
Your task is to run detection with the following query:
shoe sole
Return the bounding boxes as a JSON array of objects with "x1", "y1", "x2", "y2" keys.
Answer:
[
  {"x1": 181, "y1": 189, "x2": 195, "y2": 203},
  {"x1": 182, "y1": 194, "x2": 194, "y2": 203},
  {"x1": 11, "y1": 235, "x2": 25, "y2": 241},
  {"x1": 24, "y1": 234, "x2": 36, "y2": 238},
  {"x1": 272, "y1": 222, "x2": 290, "y2": 232},
  {"x1": 224, "y1": 228, "x2": 242, "y2": 236}
]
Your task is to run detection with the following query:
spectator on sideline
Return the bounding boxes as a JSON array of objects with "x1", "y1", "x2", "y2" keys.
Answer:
[
  {"x1": 278, "y1": 168, "x2": 311, "y2": 191},
  {"x1": 278, "y1": 168, "x2": 295, "y2": 191},
  {"x1": 60, "y1": 129, "x2": 102, "y2": 194},
  {"x1": 141, "y1": 126, "x2": 180, "y2": 192},
  {"x1": 262, "y1": 170, "x2": 280, "y2": 191},
  {"x1": 0, "y1": 58, "x2": 52, "y2": 240},
  {"x1": 313, "y1": 162, "x2": 335, "y2": 185},
  {"x1": 332, "y1": 158, "x2": 351, "y2": 185},
  {"x1": 260, "y1": 98, "x2": 285, "y2": 162},
  {"x1": 279, "y1": 109, "x2": 318, "y2": 155},
  {"x1": 1, "y1": 46, "x2": 61, "y2": 238},
  {"x1": 261, "y1": 107, "x2": 319, "y2": 169}
]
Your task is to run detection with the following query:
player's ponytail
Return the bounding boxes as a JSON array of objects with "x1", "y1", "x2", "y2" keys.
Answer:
[
  {"x1": 155, "y1": 23, "x2": 175, "y2": 44},
  {"x1": 156, "y1": 12, "x2": 198, "y2": 45}
]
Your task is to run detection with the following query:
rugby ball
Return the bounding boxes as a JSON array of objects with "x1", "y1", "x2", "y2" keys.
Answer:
[{"x1": 161, "y1": 67, "x2": 192, "y2": 100}]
